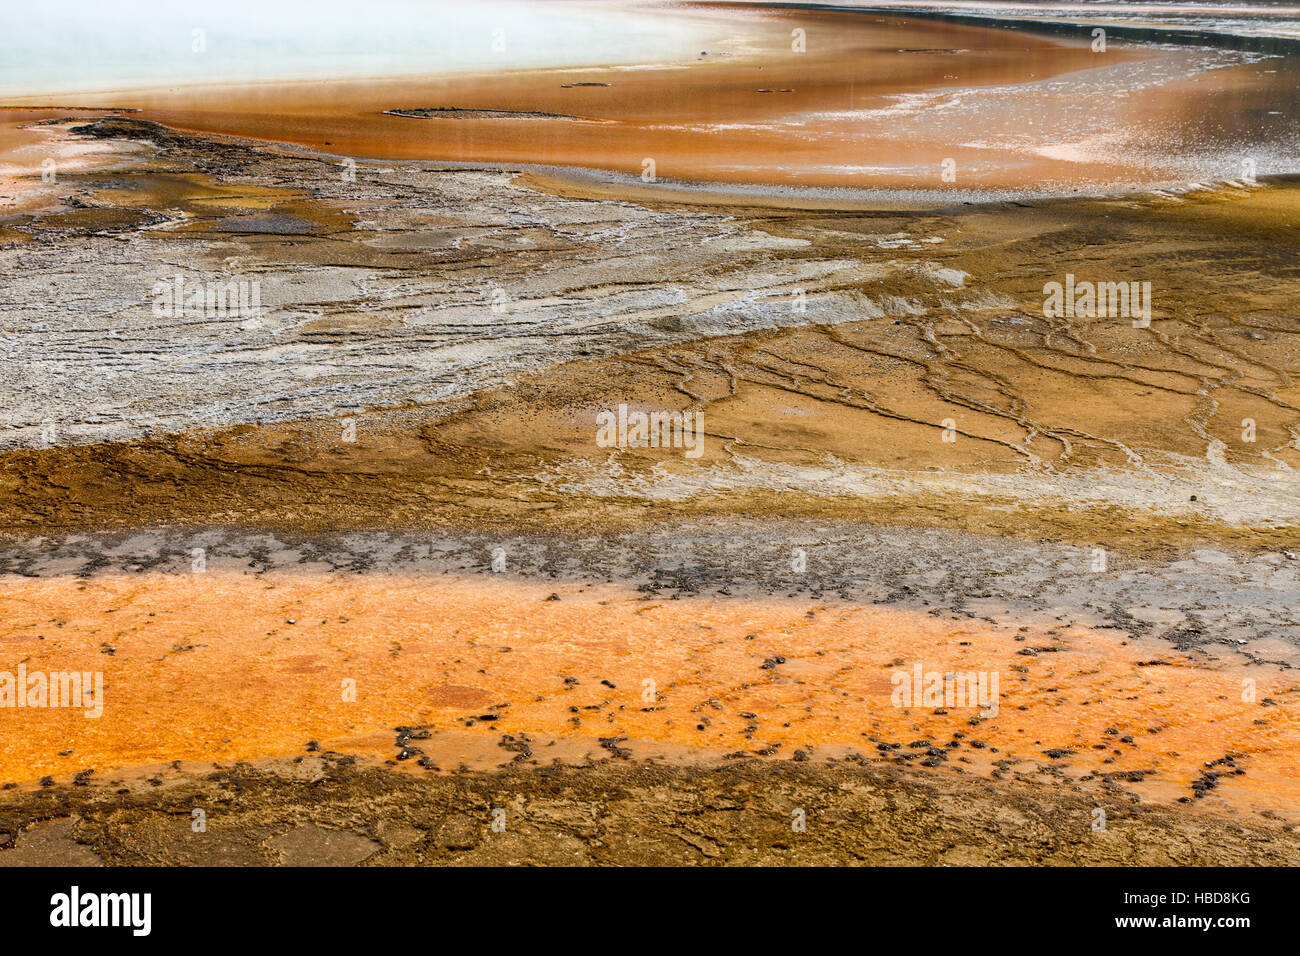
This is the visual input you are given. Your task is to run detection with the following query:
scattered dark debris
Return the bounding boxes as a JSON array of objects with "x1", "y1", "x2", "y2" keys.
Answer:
[{"x1": 599, "y1": 736, "x2": 632, "y2": 759}]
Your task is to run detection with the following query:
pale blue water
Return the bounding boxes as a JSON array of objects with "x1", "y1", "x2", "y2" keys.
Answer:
[{"x1": 0, "y1": 0, "x2": 715, "y2": 98}]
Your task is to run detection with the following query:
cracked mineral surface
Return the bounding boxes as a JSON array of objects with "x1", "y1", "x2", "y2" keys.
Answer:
[{"x1": 1, "y1": 26, "x2": 1299, "y2": 865}]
